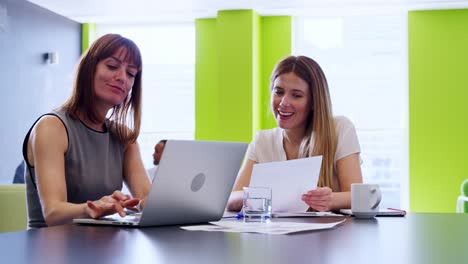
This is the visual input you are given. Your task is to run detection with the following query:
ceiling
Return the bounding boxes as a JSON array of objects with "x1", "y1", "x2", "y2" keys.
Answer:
[{"x1": 28, "y1": 0, "x2": 468, "y2": 23}]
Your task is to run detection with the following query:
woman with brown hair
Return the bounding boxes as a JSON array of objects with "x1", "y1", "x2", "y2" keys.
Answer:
[
  {"x1": 228, "y1": 55, "x2": 362, "y2": 212},
  {"x1": 22, "y1": 34, "x2": 151, "y2": 228}
]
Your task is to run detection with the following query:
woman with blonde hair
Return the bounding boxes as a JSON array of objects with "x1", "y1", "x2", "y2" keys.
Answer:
[
  {"x1": 227, "y1": 55, "x2": 362, "y2": 212},
  {"x1": 22, "y1": 34, "x2": 151, "y2": 228}
]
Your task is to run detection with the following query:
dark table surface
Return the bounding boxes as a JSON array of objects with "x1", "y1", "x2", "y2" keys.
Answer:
[{"x1": 1, "y1": 213, "x2": 467, "y2": 264}]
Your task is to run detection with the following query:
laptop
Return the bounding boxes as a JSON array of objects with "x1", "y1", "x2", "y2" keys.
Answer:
[{"x1": 73, "y1": 140, "x2": 247, "y2": 227}]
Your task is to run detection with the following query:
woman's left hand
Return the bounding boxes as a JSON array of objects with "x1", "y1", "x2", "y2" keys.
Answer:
[
  {"x1": 301, "y1": 187, "x2": 333, "y2": 212},
  {"x1": 86, "y1": 191, "x2": 140, "y2": 219}
]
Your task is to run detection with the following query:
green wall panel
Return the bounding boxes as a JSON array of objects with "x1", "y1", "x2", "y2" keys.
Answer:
[
  {"x1": 259, "y1": 16, "x2": 292, "y2": 131},
  {"x1": 409, "y1": 9, "x2": 468, "y2": 212},
  {"x1": 195, "y1": 10, "x2": 292, "y2": 143},
  {"x1": 81, "y1": 23, "x2": 96, "y2": 54},
  {"x1": 195, "y1": 19, "x2": 219, "y2": 140},
  {"x1": 217, "y1": 10, "x2": 255, "y2": 142},
  {"x1": 252, "y1": 13, "x2": 261, "y2": 135}
]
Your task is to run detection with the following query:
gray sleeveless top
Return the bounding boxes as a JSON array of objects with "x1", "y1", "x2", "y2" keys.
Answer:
[{"x1": 22, "y1": 108, "x2": 125, "y2": 228}]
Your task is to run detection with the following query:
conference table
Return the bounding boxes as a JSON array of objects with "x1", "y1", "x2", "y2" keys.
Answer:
[{"x1": 0, "y1": 213, "x2": 466, "y2": 264}]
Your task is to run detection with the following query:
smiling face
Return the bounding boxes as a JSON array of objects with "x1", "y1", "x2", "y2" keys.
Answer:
[
  {"x1": 93, "y1": 47, "x2": 138, "y2": 110},
  {"x1": 271, "y1": 72, "x2": 312, "y2": 132}
]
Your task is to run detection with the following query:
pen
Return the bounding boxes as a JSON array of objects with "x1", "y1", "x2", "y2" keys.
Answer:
[{"x1": 223, "y1": 213, "x2": 244, "y2": 219}]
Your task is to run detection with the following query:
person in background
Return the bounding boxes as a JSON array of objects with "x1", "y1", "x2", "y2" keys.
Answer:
[
  {"x1": 22, "y1": 34, "x2": 151, "y2": 228},
  {"x1": 147, "y1": 139, "x2": 167, "y2": 181},
  {"x1": 227, "y1": 55, "x2": 363, "y2": 212},
  {"x1": 13, "y1": 161, "x2": 25, "y2": 184}
]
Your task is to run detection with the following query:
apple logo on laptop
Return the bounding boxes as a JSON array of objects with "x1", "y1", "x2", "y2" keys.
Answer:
[{"x1": 191, "y1": 173, "x2": 206, "y2": 192}]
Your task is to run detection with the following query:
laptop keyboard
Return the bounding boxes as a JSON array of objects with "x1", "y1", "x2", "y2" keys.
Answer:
[{"x1": 100, "y1": 213, "x2": 142, "y2": 223}]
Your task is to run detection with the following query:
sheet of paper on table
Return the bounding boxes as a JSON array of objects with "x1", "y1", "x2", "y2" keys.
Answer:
[
  {"x1": 249, "y1": 156, "x2": 323, "y2": 213},
  {"x1": 272, "y1": 211, "x2": 344, "y2": 218},
  {"x1": 222, "y1": 211, "x2": 345, "y2": 219},
  {"x1": 181, "y1": 219, "x2": 345, "y2": 235}
]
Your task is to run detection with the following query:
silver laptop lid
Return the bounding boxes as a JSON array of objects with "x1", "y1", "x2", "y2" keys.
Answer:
[{"x1": 139, "y1": 140, "x2": 247, "y2": 226}]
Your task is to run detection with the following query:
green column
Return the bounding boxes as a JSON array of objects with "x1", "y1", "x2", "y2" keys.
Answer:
[
  {"x1": 216, "y1": 10, "x2": 256, "y2": 142},
  {"x1": 409, "y1": 9, "x2": 468, "y2": 212},
  {"x1": 81, "y1": 23, "x2": 96, "y2": 54},
  {"x1": 258, "y1": 16, "x2": 292, "y2": 131},
  {"x1": 195, "y1": 18, "x2": 219, "y2": 140},
  {"x1": 195, "y1": 10, "x2": 292, "y2": 143}
]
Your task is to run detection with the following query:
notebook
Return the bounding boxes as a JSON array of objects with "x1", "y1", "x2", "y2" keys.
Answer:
[
  {"x1": 73, "y1": 140, "x2": 248, "y2": 227},
  {"x1": 339, "y1": 208, "x2": 406, "y2": 217}
]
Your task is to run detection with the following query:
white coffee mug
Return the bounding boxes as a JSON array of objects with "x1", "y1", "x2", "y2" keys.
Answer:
[{"x1": 351, "y1": 183, "x2": 382, "y2": 218}]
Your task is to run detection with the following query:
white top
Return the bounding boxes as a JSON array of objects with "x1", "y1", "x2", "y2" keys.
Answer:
[
  {"x1": 147, "y1": 166, "x2": 158, "y2": 181},
  {"x1": 246, "y1": 116, "x2": 361, "y2": 191}
]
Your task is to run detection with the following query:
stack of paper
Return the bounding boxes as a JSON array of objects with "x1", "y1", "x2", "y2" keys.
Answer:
[
  {"x1": 249, "y1": 156, "x2": 323, "y2": 213},
  {"x1": 181, "y1": 219, "x2": 346, "y2": 235}
]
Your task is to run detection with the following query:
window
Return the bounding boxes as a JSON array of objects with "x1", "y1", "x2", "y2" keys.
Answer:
[
  {"x1": 295, "y1": 13, "x2": 408, "y2": 209},
  {"x1": 96, "y1": 24, "x2": 195, "y2": 168}
]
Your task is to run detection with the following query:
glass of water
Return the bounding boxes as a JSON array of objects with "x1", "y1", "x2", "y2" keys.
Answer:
[{"x1": 242, "y1": 186, "x2": 272, "y2": 222}]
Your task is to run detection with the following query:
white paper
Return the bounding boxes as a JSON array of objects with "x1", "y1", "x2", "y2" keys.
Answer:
[
  {"x1": 272, "y1": 211, "x2": 344, "y2": 218},
  {"x1": 181, "y1": 219, "x2": 345, "y2": 235},
  {"x1": 249, "y1": 156, "x2": 322, "y2": 213},
  {"x1": 222, "y1": 210, "x2": 343, "y2": 219}
]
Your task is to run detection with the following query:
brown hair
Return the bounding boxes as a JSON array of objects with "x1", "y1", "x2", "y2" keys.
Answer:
[
  {"x1": 62, "y1": 33, "x2": 143, "y2": 144},
  {"x1": 270, "y1": 56, "x2": 337, "y2": 189}
]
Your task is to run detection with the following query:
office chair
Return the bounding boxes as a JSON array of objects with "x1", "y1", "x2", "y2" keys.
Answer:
[
  {"x1": 456, "y1": 179, "x2": 468, "y2": 213},
  {"x1": 0, "y1": 184, "x2": 27, "y2": 233}
]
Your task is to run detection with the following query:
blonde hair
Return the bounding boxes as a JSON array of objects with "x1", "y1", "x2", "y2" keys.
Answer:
[
  {"x1": 62, "y1": 34, "x2": 143, "y2": 145},
  {"x1": 271, "y1": 56, "x2": 337, "y2": 189}
]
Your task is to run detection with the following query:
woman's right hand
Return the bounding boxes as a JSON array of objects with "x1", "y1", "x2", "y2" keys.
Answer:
[
  {"x1": 226, "y1": 191, "x2": 243, "y2": 211},
  {"x1": 85, "y1": 191, "x2": 140, "y2": 219}
]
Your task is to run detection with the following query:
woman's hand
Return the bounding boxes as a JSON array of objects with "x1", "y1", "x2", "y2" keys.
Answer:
[
  {"x1": 86, "y1": 191, "x2": 140, "y2": 219},
  {"x1": 226, "y1": 191, "x2": 243, "y2": 211},
  {"x1": 301, "y1": 187, "x2": 333, "y2": 212}
]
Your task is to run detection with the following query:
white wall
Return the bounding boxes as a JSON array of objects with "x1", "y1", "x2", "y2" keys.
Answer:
[{"x1": 0, "y1": 0, "x2": 80, "y2": 183}]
